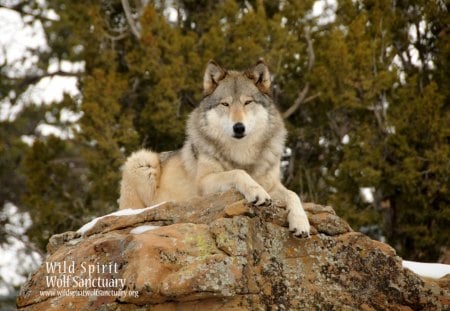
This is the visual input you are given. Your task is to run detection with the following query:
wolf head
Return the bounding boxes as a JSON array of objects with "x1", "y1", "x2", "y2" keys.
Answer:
[
  {"x1": 186, "y1": 60, "x2": 286, "y2": 166},
  {"x1": 198, "y1": 60, "x2": 275, "y2": 140}
]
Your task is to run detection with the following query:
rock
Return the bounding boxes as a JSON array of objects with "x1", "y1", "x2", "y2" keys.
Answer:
[
  {"x1": 224, "y1": 200, "x2": 252, "y2": 217},
  {"x1": 47, "y1": 231, "x2": 82, "y2": 254},
  {"x1": 17, "y1": 190, "x2": 449, "y2": 310}
]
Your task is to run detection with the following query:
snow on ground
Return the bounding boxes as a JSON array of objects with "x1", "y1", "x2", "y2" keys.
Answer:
[
  {"x1": 402, "y1": 260, "x2": 450, "y2": 279},
  {"x1": 77, "y1": 202, "x2": 167, "y2": 234}
]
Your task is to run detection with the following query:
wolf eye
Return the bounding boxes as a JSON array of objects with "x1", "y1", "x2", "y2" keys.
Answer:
[
  {"x1": 244, "y1": 100, "x2": 253, "y2": 106},
  {"x1": 220, "y1": 102, "x2": 229, "y2": 107}
]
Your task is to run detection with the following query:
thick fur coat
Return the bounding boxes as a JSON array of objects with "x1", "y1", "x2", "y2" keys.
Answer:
[{"x1": 119, "y1": 61, "x2": 310, "y2": 236}]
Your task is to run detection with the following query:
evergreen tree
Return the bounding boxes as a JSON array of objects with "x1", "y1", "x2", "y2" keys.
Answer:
[
  {"x1": 21, "y1": 136, "x2": 88, "y2": 250},
  {"x1": 0, "y1": 0, "x2": 448, "y2": 260},
  {"x1": 324, "y1": 0, "x2": 450, "y2": 260}
]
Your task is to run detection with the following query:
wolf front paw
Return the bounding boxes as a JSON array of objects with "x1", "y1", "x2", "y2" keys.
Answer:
[
  {"x1": 125, "y1": 150, "x2": 160, "y2": 179},
  {"x1": 288, "y1": 209, "x2": 310, "y2": 238},
  {"x1": 243, "y1": 185, "x2": 272, "y2": 206}
]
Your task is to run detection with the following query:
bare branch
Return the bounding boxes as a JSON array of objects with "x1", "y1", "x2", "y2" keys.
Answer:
[
  {"x1": 302, "y1": 93, "x2": 320, "y2": 103},
  {"x1": 304, "y1": 27, "x2": 315, "y2": 72},
  {"x1": 283, "y1": 86, "x2": 321, "y2": 119},
  {"x1": 121, "y1": 0, "x2": 141, "y2": 40},
  {"x1": 103, "y1": 31, "x2": 129, "y2": 41},
  {"x1": 282, "y1": 27, "x2": 318, "y2": 119},
  {"x1": 282, "y1": 83, "x2": 309, "y2": 119}
]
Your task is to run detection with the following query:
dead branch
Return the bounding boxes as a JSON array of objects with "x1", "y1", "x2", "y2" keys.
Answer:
[
  {"x1": 282, "y1": 83, "x2": 309, "y2": 119},
  {"x1": 104, "y1": 31, "x2": 129, "y2": 41},
  {"x1": 283, "y1": 27, "x2": 319, "y2": 119},
  {"x1": 283, "y1": 85, "x2": 321, "y2": 119},
  {"x1": 305, "y1": 27, "x2": 315, "y2": 72},
  {"x1": 121, "y1": 0, "x2": 141, "y2": 40}
]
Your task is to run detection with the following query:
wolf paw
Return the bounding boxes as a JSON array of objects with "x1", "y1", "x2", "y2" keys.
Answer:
[
  {"x1": 243, "y1": 185, "x2": 272, "y2": 206},
  {"x1": 288, "y1": 209, "x2": 310, "y2": 238},
  {"x1": 137, "y1": 163, "x2": 158, "y2": 178},
  {"x1": 126, "y1": 150, "x2": 160, "y2": 179},
  {"x1": 135, "y1": 157, "x2": 158, "y2": 171}
]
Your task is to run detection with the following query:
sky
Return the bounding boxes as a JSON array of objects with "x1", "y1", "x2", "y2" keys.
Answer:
[{"x1": 0, "y1": 7, "x2": 81, "y2": 126}]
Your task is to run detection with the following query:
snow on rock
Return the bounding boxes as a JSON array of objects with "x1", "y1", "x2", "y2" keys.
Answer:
[
  {"x1": 402, "y1": 260, "x2": 450, "y2": 279},
  {"x1": 130, "y1": 225, "x2": 160, "y2": 234},
  {"x1": 77, "y1": 202, "x2": 166, "y2": 235}
]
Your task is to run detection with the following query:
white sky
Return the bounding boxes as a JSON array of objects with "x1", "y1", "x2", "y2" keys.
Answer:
[
  {"x1": 310, "y1": 0, "x2": 337, "y2": 24},
  {"x1": 0, "y1": 7, "x2": 81, "y2": 124},
  {"x1": 0, "y1": 8, "x2": 47, "y2": 69}
]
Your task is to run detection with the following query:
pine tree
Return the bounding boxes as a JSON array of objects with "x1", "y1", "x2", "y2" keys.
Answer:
[
  {"x1": 322, "y1": 0, "x2": 450, "y2": 260},
  {"x1": 1, "y1": 0, "x2": 448, "y2": 260},
  {"x1": 21, "y1": 136, "x2": 88, "y2": 250}
]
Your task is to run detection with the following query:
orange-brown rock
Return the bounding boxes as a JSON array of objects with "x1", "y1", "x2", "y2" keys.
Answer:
[{"x1": 17, "y1": 191, "x2": 449, "y2": 310}]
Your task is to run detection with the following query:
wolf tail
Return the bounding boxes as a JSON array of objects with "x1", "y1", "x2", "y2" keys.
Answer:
[{"x1": 119, "y1": 149, "x2": 161, "y2": 209}]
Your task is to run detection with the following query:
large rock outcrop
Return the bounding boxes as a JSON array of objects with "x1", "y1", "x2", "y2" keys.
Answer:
[{"x1": 17, "y1": 191, "x2": 449, "y2": 310}]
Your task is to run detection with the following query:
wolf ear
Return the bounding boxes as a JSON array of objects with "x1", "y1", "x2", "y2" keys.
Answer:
[
  {"x1": 203, "y1": 60, "x2": 226, "y2": 96},
  {"x1": 245, "y1": 60, "x2": 271, "y2": 94}
]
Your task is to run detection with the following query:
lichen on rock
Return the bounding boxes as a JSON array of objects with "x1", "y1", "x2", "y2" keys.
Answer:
[{"x1": 17, "y1": 191, "x2": 449, "y2": 310}]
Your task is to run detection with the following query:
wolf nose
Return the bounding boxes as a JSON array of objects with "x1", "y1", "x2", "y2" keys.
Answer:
[{"x1": 233, "y1": 123, "x2": 246, "y2": 138}]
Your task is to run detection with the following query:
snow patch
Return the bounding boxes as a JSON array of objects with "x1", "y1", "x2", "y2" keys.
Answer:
[
  {"x1": 360, "y1": 187, "x2": 375, "y2": 203},
  {"x1": 77, "y1": 202, "x2": 167, "y2": 235},
  {"x1": 341, "y1": 134, "x2": 350, "y2": 144},
  {"x1": 130, "y1": 225, "x2": 160, "y2": 234},
  {"x1": 402, "y1": 260, "x2": 450, "y2": 279}
]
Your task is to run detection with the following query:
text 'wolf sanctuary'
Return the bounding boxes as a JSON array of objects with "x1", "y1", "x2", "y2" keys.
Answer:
[
  {"x1": 45, "y1": 261, "x2": 123, "y2": 288},
  {"x1": 40, "y1": 260, "x2": 139, "y2": 298}
]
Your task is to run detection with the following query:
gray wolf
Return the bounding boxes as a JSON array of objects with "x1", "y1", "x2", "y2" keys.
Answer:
[{"x1": 119, "y1": 60, "x2": 310, "y2": 237}]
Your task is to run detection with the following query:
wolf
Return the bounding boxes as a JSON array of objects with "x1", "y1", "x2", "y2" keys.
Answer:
[{"x1": 119, "y1": 60, "x2": 310, "y2": 237}]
